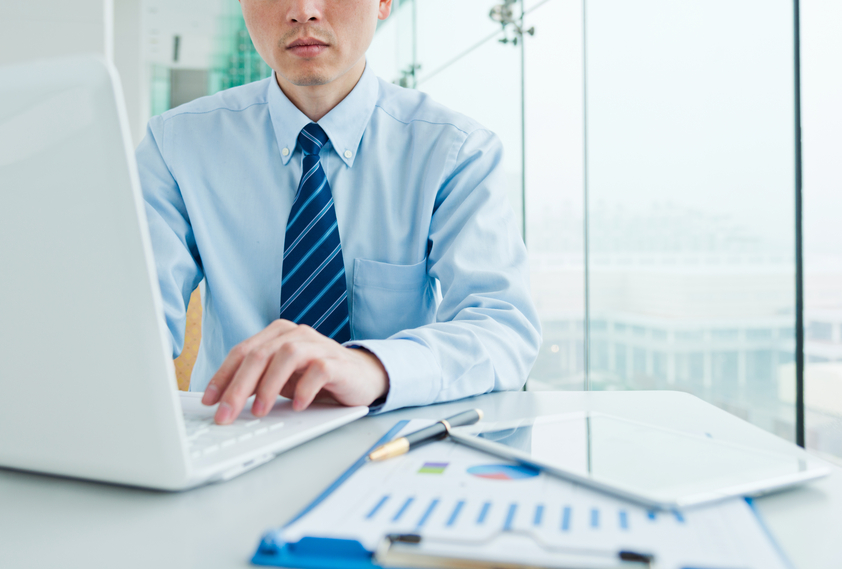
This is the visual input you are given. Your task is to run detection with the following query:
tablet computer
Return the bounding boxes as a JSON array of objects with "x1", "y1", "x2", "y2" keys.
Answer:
[{"x1": 449, "y1": 411, "x2": 831, "y2": 509}]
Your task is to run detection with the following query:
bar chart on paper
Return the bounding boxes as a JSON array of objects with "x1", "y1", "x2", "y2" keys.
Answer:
[
  {"x1": 466, "y1": 464, "x2": 539, "y2": 480},
  {"x1": 279, "y1": 420, "x2": 789, "y2": 569}
]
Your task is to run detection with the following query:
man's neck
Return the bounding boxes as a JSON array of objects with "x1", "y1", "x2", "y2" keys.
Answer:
[{"x1": 276, "y1": 59, "x2": 366, "y2": 123}]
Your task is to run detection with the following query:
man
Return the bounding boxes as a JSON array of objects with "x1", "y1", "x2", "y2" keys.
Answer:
[{"x1": 137, "y1": 0, "x2": 541, "y2": 425}]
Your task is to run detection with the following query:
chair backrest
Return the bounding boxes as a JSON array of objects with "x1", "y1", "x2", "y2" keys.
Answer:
[{"x1": 174, "y1": 287, "x2": 203, "y2": 391}]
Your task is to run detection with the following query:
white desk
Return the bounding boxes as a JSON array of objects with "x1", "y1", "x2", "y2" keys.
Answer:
[{"x1": 1, "y1": 391, "x2": 840, "y2": 568}]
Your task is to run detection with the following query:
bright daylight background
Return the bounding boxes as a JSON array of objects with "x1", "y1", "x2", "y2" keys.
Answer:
[{"x1": 1, "y1": 0, "x2": 838, "y2": 462}]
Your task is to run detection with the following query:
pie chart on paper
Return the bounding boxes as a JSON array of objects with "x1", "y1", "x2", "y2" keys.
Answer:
[{"x1": 467, "y1": 464, "x2": 540, "y2": 480}]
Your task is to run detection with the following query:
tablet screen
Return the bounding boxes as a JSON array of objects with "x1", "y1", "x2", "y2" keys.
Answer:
[{"x1": 454, "y1": 412, "x2": 825, "y2": 507}]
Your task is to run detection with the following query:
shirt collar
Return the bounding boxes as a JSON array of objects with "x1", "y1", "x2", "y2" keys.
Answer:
[{"x1": 267, "y1": 62, "x2": 379, "y2": 168}]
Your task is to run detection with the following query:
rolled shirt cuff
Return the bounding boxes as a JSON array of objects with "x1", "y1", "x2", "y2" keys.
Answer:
[{"x1": 345, "y1": 338, "x2": 441, "y2": 414}]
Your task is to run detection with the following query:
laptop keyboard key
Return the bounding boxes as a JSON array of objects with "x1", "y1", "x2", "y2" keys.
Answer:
[{"x1": 183, "y1": 413, "x2": 283, "y2": 459}]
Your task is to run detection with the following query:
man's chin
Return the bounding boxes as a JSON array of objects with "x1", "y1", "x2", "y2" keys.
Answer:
[
  {"x1": 291, "y1": 75, "x2": 333, "y2": 87},
  {"x1": 278, "y1": 65, "x2": 334, "y2": 88}
]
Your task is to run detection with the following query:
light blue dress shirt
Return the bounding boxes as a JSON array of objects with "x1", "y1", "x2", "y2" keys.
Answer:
[{"x1": 136, "y1": 63, "x2": 541, "y2": 413}]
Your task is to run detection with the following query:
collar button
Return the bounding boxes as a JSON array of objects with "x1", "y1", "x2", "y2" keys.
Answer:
[
  {"x1": 343, "y1": 150, "x2": 353, "y2": 159},
  {"x1": 282, "y1": 147, "x2": 290, "y2": 157}
]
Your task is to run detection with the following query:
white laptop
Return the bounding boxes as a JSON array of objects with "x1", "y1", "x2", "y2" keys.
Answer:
[{"x1": 0, "y1": 55, "x2": 369, "y2": 490}]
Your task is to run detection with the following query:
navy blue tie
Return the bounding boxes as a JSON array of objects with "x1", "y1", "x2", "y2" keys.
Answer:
[{"x1": 280, "y1": 123, "x2": 350, "y2": 342}]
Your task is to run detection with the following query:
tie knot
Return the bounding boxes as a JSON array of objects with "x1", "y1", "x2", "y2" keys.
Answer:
[{"x1": 298, "y1": 123, "x2": 328, "y2": 156}]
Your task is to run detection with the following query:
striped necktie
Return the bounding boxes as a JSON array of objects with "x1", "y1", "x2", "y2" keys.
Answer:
[{"x1": 279, "y1": 123, "x2": 350, "y2": 342}]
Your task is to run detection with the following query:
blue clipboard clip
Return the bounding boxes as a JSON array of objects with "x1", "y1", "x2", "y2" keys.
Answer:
[
  {"x1": 251, "y1": 420, "x2": 410, "y2": 569},
  {"x1": 254, "y1": 535, "x2": 376, "y2": 569}
]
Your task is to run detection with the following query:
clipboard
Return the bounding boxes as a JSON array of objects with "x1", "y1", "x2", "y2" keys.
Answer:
[{"x1": 251, "y1": 419, "x2": 792, "y2": 569}]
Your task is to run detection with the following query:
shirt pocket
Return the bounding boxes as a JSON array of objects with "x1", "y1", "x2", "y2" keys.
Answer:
[{"x1": 351, "y1": 257, "x2": 436, "y2": 341}]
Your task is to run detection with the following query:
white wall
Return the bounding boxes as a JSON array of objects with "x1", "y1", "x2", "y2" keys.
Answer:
[
  {"x1": 0, "y1": 1, "x2": 148, "y2": 146},
  {"x1": 141, "y1": 0, "x2": 222, "y2": 70},
  {"x1": 0, "y1": 1, "x2": 113, "y2": 66},
  {"x1": 114, "y1": 0, "x2": 147, "y2": 146}
]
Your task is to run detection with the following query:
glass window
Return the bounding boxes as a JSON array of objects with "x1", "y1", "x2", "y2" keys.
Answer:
[
  {"x1": 522, "y1": 0, "x2": 586, "y2": 391},
  {"x1": 583, "y1": 0, "x2": 797, "y2": 441},
  {"x1": 802, "y1": 0, "x2": 842, "y2": 462}
]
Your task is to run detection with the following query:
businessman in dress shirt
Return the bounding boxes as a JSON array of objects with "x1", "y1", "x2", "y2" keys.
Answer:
[{"x1": 137, "y1": 0, "x2": 541, "y2": 424}]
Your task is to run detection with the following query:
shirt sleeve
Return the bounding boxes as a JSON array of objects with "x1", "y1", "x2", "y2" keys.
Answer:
[
  {"x1": 136, "y1": 116, "x2": 204, "y2": 358},
  {"x1": 347, "y1": 128, "x2": 542, "y2": 413}
]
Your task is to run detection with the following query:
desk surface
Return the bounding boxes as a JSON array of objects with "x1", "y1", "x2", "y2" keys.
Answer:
[{"x1": 1, "y1": 391, "x2": 840, "y2": 569}]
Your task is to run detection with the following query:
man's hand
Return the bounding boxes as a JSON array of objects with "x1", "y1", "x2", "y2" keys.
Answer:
[{"x1": 200, "y1": 320, "x2": 389, "y2": 424}]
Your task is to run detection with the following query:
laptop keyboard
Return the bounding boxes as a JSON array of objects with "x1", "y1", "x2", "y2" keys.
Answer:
[{"x1": 183, "y1": 415, "x2": 285, "y2": 460}]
